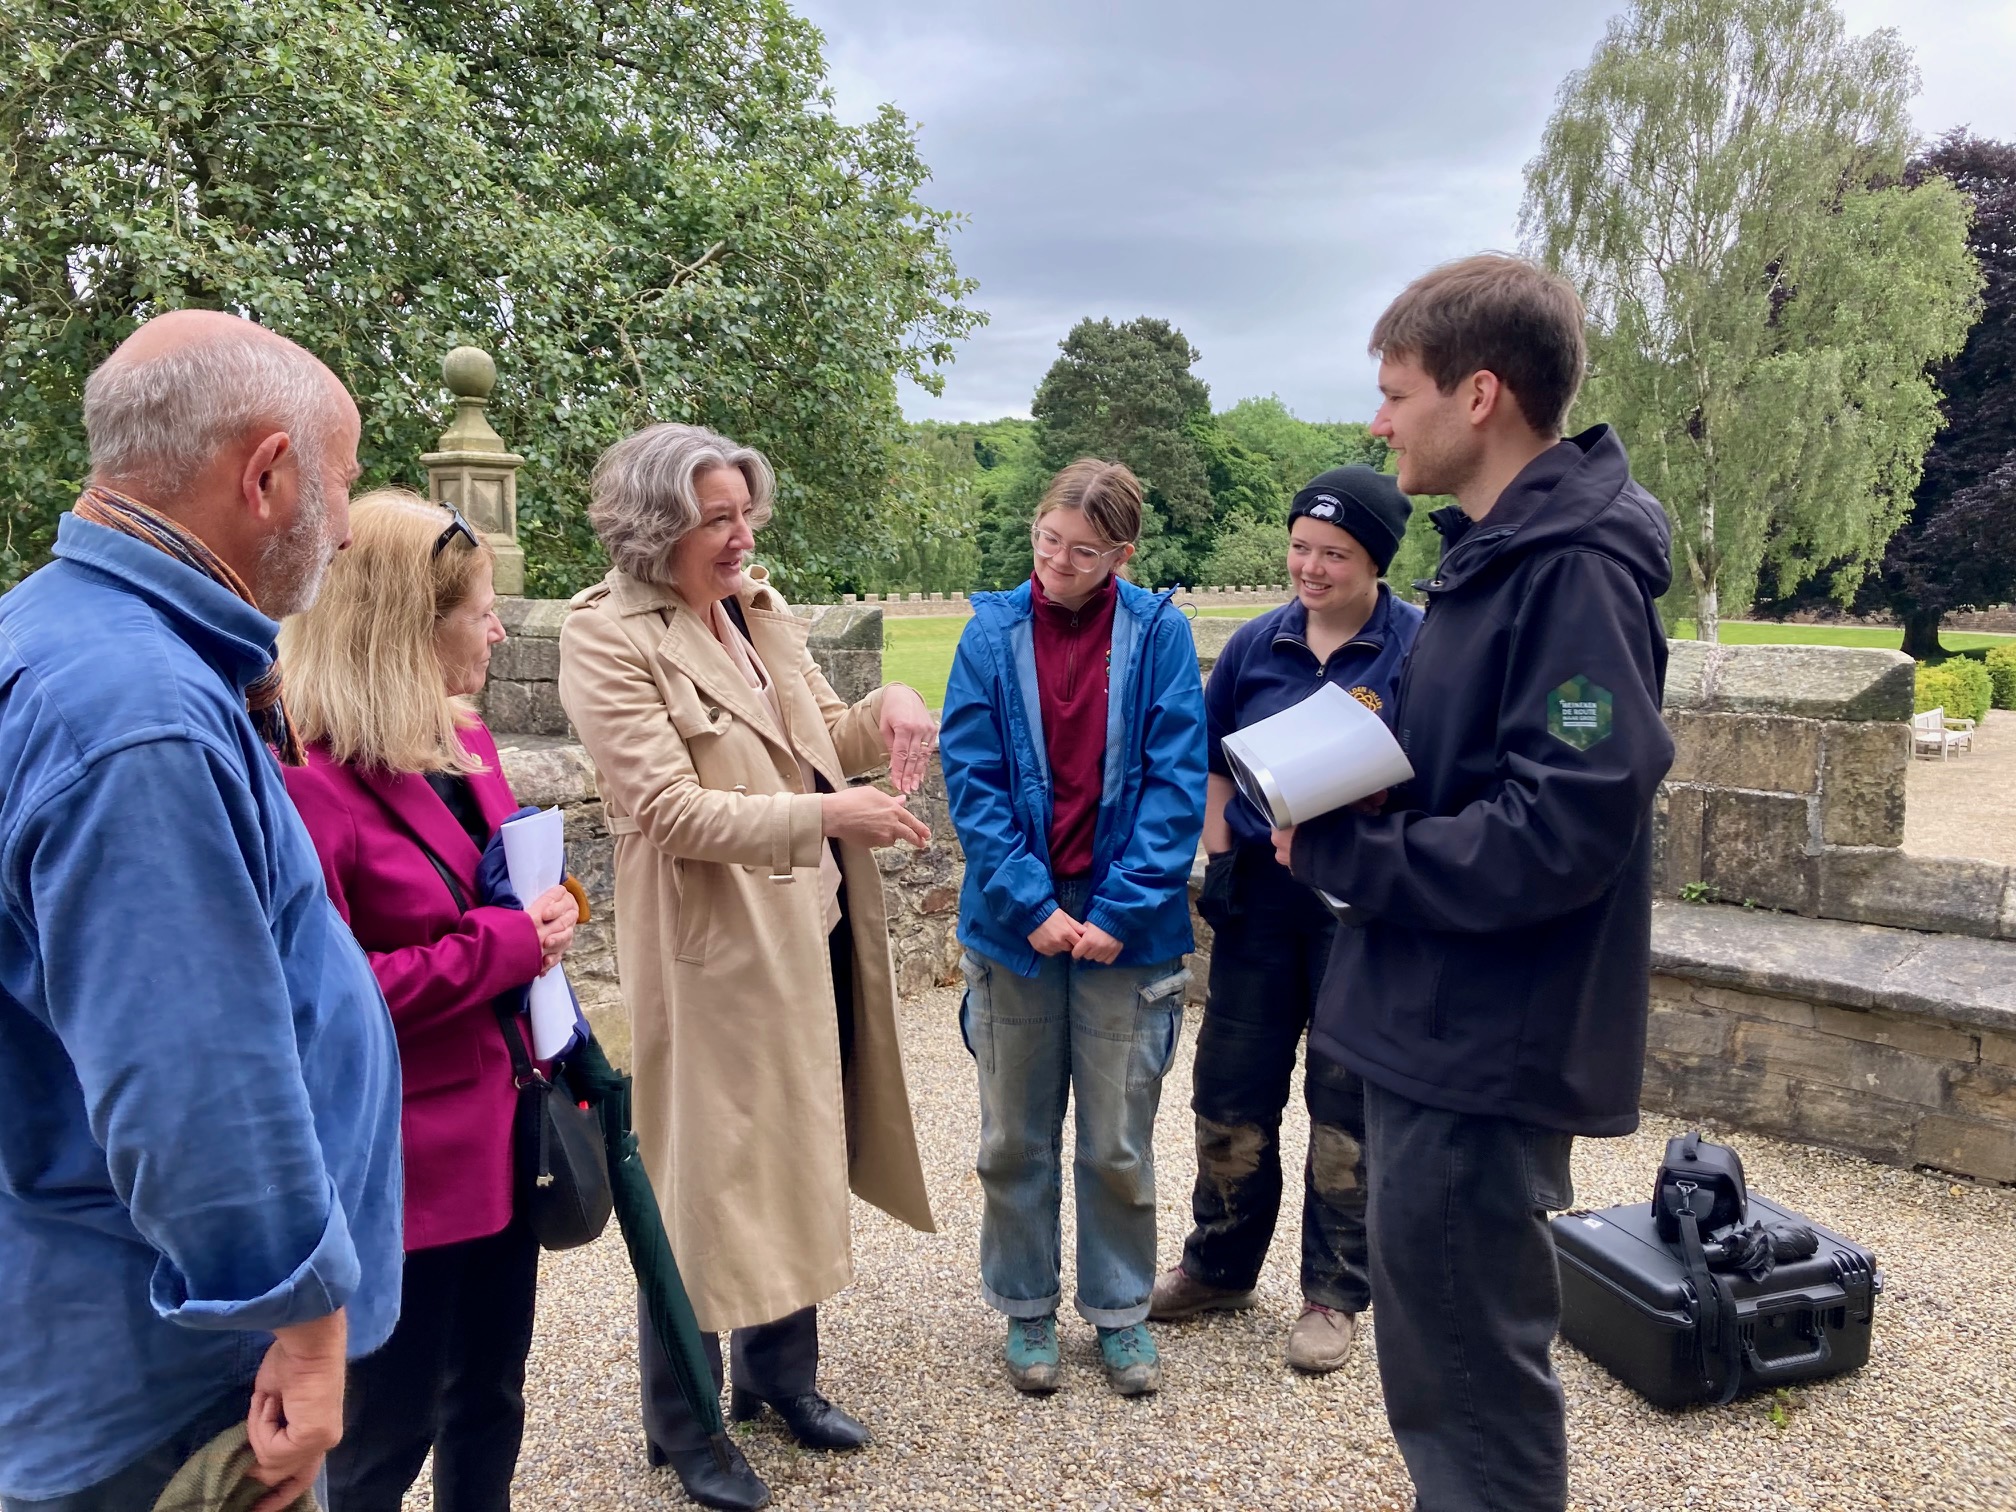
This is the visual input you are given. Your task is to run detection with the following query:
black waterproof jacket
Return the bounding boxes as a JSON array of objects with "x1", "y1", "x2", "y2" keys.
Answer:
[{"x1": 1292, "y1": 426, "x2": 1673, "y2": 1135}]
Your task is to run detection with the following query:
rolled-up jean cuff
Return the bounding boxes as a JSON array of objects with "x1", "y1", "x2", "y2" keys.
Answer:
[
  {"x1": 148, "y1": 1178, "x2": 357, "y2": 1332},
  {"x1": 1074, "y1": 1297, "x2": 1151, "y2": 1328},
  {"x1": 982, "y1": 1280, "x2": 1062, "y2": 1320}
]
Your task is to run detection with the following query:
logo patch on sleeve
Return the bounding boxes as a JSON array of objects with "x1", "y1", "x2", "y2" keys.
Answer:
[{"x1": 1547, "y1": 676, "x2": 1613, "y2": 751}]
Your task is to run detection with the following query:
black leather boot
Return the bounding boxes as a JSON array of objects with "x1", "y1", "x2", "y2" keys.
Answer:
[
  {"x1": 729, "y1": 1386, "x2": 872, "y2": 1450},
  {"x1": 647, "y1": 1433, "x2": 771, "y2": 1511}
]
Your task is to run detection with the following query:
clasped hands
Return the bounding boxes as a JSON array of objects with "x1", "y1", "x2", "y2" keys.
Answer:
[{"x1": 1028, "y1": 908, "x2": 1124, "y2": 964}]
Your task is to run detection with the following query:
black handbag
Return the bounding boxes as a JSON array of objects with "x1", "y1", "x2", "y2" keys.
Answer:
[
  {"x1": 414, "y1": 834, "x2": 612, "y2": 1252},
  {"x1": 494, "y1": 1001, "x2": 613, "y2": 1252}
]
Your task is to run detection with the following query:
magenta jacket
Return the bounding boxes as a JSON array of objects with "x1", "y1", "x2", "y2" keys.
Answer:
[{"x1": 284, "y1": 719, "x2": 543, "y2": 1252}]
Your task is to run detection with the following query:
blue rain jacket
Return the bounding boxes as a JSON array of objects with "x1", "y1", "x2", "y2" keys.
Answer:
[
  {"x1": 0, "y1": 516, "x2": 403, "y2": 1500},
  {"x1": 940, "y1": 577, "x2": 1207, "y2": 977}
]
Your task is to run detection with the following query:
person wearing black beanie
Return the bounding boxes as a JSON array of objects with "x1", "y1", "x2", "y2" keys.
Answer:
[
  {"x1": 1286, "y1": 465, "x2": 1413, "y2": 576},
  {"x1": 1149, "y1": 462, "x2": 1421, "y2": 1375}
]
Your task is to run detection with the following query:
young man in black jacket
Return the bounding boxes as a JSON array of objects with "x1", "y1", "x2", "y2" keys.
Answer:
[{"x1": 1277, "y1": 255, "x2": 1674, "y2": 1512}]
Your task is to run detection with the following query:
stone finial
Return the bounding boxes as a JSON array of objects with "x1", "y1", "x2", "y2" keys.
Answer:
[
  {"x1": 422, "y1": 344, "x2": 527, "y2": 593},
  {"x1": 435, "y1": 346, "x2": 507, "y2": 454}
]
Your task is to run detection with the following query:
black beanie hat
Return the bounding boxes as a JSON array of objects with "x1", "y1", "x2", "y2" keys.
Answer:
[{"x1": 1287, "y1": 465, "x2": 1412, "y2": 574}]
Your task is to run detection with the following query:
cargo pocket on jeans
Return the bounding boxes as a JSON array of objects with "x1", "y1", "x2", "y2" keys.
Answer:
[
  {"x1": 1127, "y1": 965, "x2": 1189, "y2": 1091},
  {"x1": 958, "y1": 950, "x2": 992, "y2": 1074}
]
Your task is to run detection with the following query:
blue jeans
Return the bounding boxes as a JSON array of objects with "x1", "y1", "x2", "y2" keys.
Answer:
[{"x1": 960, "y1": 884, "x2": 1188, "y2": 1327}]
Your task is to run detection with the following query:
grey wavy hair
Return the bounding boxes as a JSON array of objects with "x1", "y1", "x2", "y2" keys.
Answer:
[
  {"x1": 83, "y1": 326, "x2": 337, "y2": 496},
  {"x1": 589, "y1": 422, "x2": 776, "y2": 584}
]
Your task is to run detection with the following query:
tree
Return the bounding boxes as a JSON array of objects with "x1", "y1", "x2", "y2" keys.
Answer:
[
  {"x1": 1198, "y1": 516, "x2": 1292, "y2": 588},
  {"x1": 0, "y1": 0, "x2": 980, "y2": 598},
  {"x1": 1030, "y1": 317, "x2": 1214, "y2": 586},
  {"x1": 1864, "y1": 134, "x2": 2016, "y2": 656},
  {"x1": 1520, "y1": 0, "x2": 1981, "y2": 641},
  {"x1": 1215, "y1": 395, "x2": 1388, "y2": 498}
]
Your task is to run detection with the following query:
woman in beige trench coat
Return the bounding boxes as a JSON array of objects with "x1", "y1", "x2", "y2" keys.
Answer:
[{"x1": 557, "y1": 423, "x2": 937, "y2": 1512}]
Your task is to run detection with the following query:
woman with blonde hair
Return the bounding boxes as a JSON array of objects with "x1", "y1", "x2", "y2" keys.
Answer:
[
  {"x1": 280, "y1": 489, "x2": 582, "y2": 1512},
  {"x1": 558, "y1": 423, "x2": 937, "y2": 1512}
]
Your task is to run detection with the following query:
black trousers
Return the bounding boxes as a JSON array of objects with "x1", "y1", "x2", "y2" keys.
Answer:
[
  {"x1": 1362, "y1": 1078, "x2": 1576, "y2": 1512},
  {"x1": 324, "y1": 1218, "x2": 540, "y2": 1512},
  {"x1": 639, "y1": 1298, "x2": 820, "y2": 1454},
  {"x1": 1180, "y1": 850, "x2": 1371, "y2": 1312}
]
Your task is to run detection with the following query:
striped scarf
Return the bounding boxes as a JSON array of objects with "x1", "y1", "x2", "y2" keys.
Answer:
[{"x1": 72, "y1": 485, "x2": 306, "y2": 766}]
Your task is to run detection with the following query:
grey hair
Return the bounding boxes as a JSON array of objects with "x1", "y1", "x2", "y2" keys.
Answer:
[
  {"x1": 83, "y1": 328, "x2": 338, "y2": 496},
  {"x1": 589, "y1": 422, "x2": 775, "y2": 584}
]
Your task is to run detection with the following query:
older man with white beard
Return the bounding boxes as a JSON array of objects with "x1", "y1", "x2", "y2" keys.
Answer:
[{"x1": 0, "y1": 311, "x2": 403, "y2": 1512}]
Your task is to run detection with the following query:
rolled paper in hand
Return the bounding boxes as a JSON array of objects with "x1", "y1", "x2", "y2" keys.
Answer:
[{"x1": 1220, "y1": 681, "x2": 1415, "y2": 830}]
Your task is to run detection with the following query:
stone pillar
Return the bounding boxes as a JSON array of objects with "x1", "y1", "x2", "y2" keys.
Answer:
[{"x1": 422, "y1": 346, "x2": 527, "y2": 595}]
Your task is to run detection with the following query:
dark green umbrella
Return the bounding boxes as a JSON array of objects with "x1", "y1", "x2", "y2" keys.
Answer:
[{"x1": 563, "y1": 1037, "x2": 735, "y2": 1468}]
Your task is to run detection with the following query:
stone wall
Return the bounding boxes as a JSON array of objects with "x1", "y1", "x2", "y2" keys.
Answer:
[
  {"x1": 486, "y1": 600, "x2": 2016, "y2": 1182},
  {"x1": 1649, "y1": 902, "x2": 2016, "y2": 1184},
  {"x1": 1656, "y1": 641, "x2": 2016, "y2": 941}
]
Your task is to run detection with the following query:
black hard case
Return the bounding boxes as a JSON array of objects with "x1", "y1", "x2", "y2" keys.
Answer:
[{"x1": 1552, "y1": 1192, "x2": 1881, "y2": 1409}]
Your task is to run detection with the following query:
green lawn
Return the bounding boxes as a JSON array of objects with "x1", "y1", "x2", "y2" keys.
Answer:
[
  {"x1": 1670, "y1": 621, "x2": 2016, "y2": 651},
  {"x1": 882, "y1": 610, "x2": 2014, "y2": 712},
  {"x1": 884, "y1": 616, "x2": 968, "y2": 712}
]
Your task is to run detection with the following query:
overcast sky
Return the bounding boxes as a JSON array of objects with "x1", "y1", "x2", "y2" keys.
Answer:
[{"x1": 792, "y1": 0, "x2": 2016, "y2": 425}]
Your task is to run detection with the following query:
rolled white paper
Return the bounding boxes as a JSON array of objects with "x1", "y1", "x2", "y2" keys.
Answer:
[
  {"x1": 499, "y1": 806, "x2": 581, "y2": 1059},
  {"x1": 1220, "y1": 681, "x2": 1415, "y2": 830}
]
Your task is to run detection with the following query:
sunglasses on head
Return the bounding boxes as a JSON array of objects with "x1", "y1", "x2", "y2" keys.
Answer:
[{"x1": 431, "y1": 509, "x2": 480, "y2": 559}]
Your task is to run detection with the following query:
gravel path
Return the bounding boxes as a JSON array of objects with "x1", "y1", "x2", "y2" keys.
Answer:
[
  {"x1": 409, "y1": 986, "x2": 2016, "y2": 1512},
  {"x1": 1905, "y1": 708, "x2": 2016, "y2": 865}
]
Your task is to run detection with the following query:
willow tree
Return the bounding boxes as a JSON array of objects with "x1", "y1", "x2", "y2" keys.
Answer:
[{"x1": 1520, "y1": 0, "x2": 1980, "y2": 641}]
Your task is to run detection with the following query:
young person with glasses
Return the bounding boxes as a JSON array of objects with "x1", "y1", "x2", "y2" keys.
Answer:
[{"x1": 938, "y1": 459, "x2": 1207, "y2": 1397}]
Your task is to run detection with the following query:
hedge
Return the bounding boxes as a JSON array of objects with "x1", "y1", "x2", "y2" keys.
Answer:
[
  {"x1": 1916, "y1": 659, "x2": 1994, "y2": 723},
  {"x1": 1986, "y1": 644, "x2": 2016, "y2": 711}
]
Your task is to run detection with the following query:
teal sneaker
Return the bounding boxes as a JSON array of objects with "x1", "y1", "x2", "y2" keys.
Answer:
[
  {"x1": 1096, "y1": 1323, "x2": 1161, "y2": 1396},
  {"x1": 1004, "y1": 1314, "x2": 1061, "y2": 1393}
]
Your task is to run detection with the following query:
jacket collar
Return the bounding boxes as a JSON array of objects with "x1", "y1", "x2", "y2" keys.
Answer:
[
  {"x1": 51, "y1": 512, "x2": 279, "y2": 693},
  {"x1": 326, "y1": 725, "x2": 519, "y2": 889},
  {"x1": 608, "y1": 566, "x2": 804, "y2": 758},
  {"x1": 1270, "y1": 581, "x2": 1401, "y2": 655}
]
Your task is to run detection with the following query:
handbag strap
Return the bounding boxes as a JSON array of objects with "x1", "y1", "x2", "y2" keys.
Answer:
[{"x1": 410, "y1": 829, "x2": 547, "y2": 1090}]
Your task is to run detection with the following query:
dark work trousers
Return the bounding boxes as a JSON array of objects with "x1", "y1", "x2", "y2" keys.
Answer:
[
  {"x1": 1362, "y1": 1079, "x2": 1576, "y2": 1512},
  {"x1": 640, "y1": 900, "x2": 851, "y2": 1454},
  {"x1": 1180, "y1": 848, "x2": 1370, "y2": 1313},
  {"x1": 1, "y1": 1386, "x2": 254, "y2": 1512},
  {"x1": 324, "y1": 1217, "x2": 540, "y2": 1512}
]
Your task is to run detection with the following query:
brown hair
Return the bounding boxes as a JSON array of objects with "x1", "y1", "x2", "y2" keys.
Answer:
[
  {"x1": 1033, "y1": 458, "x2": 1144, "y2": 545},
  {"x1": 281, "y1": 489, "x2": 496, "y2": 773},
  {"x1": 1369, "y1": 254, "x2": 1587, "y2": 436}
]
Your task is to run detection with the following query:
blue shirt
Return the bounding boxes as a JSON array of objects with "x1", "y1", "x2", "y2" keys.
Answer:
[
  {"x1": 1206, "y1": 584, "x2": 1424, "y2": 853},
  {"x1": 0, "y1": 516, "x2": 403, "y2": 1501}
]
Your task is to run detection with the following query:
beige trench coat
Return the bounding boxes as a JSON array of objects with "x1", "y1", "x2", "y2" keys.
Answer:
[{"x1": 557, "y1": 565, "x2": 935, "y2": 1333}]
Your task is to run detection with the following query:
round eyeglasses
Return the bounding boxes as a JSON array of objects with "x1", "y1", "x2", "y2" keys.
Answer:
[{"x1": 1031, "y1": 525, "x2": 1125, "y2": 570}]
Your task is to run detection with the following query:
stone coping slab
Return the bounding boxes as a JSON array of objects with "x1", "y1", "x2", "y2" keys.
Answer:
[{"x1": 1653, "y1": 899, "x2": 2016, "y2": 1035}]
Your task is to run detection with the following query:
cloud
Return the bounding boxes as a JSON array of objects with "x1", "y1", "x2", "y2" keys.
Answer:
[{"x1": 797, "y1": 0, "x2": 2016, "y2": 425}]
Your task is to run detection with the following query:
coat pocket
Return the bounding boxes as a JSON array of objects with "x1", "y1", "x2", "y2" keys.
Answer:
[
  {"x1": 1127, "y1": 964, "x2": 1189, "y2": 1091},
  {"x1": 672, "y1": 857, "x2": 715, "y2": 965}
]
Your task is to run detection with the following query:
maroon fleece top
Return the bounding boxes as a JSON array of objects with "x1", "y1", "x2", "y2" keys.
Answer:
[{"x1": 1031, "y1": 571, "x2": 1117, "y2": 880}]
